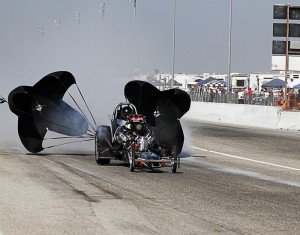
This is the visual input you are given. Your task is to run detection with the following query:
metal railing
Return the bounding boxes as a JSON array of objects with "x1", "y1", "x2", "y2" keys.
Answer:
[{"x1": 189, "y1": 89, "x2": 281, "y2": 106}]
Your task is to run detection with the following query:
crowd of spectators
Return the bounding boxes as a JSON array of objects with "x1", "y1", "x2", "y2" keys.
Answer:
[{"x1": 189, "y1": 85, "x2": 300, "y2": 108}]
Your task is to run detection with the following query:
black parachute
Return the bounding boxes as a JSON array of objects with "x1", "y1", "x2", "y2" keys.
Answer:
[
  {"x1": 7, "y1": 72, "x2": 190, "y2": 154},
  {"x1": 124, "y1": 80, "x2": 191, "y2": 154},
  {"x1": 8, "y1": 71, "x2": 92, "y2": 153}
]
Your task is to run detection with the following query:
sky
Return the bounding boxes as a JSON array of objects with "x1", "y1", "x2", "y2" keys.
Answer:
[
  {"x1": 1, "y1": 0, "x2": 300, "y2": 145},
  {"x1": 1, "y1": 0, "x2": 300, "y2": 79}
]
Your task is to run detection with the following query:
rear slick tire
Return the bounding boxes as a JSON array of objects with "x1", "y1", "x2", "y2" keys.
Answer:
[
  {"x1": 95, "y1": 126, "x2": 111, "y2": 165},
  {"x1": 95, "y1": 138, "x2": 110, "y2": 165}
]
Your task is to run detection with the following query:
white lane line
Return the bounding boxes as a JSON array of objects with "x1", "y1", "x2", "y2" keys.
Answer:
[{"x1": 193, "y1": 146, "x2": 300, "y2": 172}]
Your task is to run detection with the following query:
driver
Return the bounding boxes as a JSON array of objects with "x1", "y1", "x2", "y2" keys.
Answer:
[{"x1": 117, "y1": 106, "x2": 134, "y2": 125}]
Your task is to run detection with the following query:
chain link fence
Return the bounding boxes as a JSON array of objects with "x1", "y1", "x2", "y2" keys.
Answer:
[{"x1": 189, "y1": 88, "x2": 282, "y2": 106}]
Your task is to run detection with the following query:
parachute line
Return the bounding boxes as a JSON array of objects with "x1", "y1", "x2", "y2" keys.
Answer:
[
  {"x1": 75, "y1": 84, "x2": 97, "y2": 128},
  {"x1": 0, "y1": 94, "x2": 7, "y2": 103},
  {"x1": 39, "y1": 100, "x2": 91, "y2": 132},
  {"x1": 66, "y1": 90, "x2": 96, "y2": 133},
  {"x1": 44, "y1": 135, "x2": 93, "y2": 140},
  {"x1": 42, "y1": 117, "x2": 95, "y2": 136},
  {"x1": 38, "y1": 99, "x2": 96, "y2": 136},
  {"x1": 55, "y1": 77, "x2": 96, "y2": 133},
  {"x1": 43, "y1": 138, "x2": 94, "y2": 150},
  {"x1": 86, "y1": 129, "x2": 95, "y2": 135}
]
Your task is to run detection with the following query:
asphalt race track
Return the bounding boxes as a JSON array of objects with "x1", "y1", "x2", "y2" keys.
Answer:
[{"x1": 0, "y1": 120, "x2": 299, "y2": 234}]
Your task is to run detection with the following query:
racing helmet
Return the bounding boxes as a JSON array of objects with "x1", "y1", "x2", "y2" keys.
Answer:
[{"x1": 121, "y1": 106, "x2": 133, "y2": 115}]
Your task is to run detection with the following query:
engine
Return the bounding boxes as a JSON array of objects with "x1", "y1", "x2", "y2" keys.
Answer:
[{"x1": 114, "y1": 114, "x2": 156, "y2": 151}]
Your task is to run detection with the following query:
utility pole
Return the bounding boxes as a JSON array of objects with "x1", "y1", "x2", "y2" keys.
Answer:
[
  {"x1": 129, "y1": 0, "x2": 137, "y2": 79},
  {"x1": 227, "y1": 0, "x2": 232, "y2": 101},
  {"x1": 171, "y1": 0, "x2": 177, "y2": 88}
]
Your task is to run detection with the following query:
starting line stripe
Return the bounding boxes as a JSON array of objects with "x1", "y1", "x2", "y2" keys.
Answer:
[{"x1": 193, "y1": 146, "x2": 300, "y2": 172}]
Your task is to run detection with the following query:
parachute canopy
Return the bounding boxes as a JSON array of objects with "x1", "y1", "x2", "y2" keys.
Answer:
[
  {"x1": 8, "y1": 71, "x2": 89, "y2": 153},
  {"x1": 124, "y1": 80, "x2": 191, "y2": 154}
]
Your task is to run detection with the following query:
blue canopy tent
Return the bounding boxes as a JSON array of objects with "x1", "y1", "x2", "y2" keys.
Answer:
[
  {"x1": 194, "y1": 78, "x2": 205, "y2": 84},
  {"x1": 261, "y1": 79, "x2": 285, "y2": 88},
  {"x1": 202, "y1": 77, "x2": 216, "y2": 84}
]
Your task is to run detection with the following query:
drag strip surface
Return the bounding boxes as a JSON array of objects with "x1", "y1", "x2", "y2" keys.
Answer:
[{"x1": 0, "y1": 120, "x2": 299, "y2": 234}]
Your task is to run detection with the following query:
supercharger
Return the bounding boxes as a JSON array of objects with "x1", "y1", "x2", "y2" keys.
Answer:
[{"x1": 113, "y1": 114, "x2": 156, "y2": 152}]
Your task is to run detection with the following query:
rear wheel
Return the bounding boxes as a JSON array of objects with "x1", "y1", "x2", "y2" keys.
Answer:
[
  {"x1": 95, "y1": 125, "x2": 111, "y2": 165},
  {"x1": 95, "y1": 141, "x2": 110, "y2": 165},
  {"x1": 171, "y1": 145, "x2": 177, "y2": 173}
]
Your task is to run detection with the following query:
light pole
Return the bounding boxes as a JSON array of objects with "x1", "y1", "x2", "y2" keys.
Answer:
[
  {"x1": 38, "y1": 26, "x2": 45, "y2": 36},
  {"x1": 54, "y1": 19, "x2": 61, "y2": 30},
  {"x1": 75, "y1": 11, "x2": 81, "y2": 25},
  {"x1": 129, "y1": 0, "x2": 137, "y2": 79},
  {"x1": 227, "y1": 0, "x2": 232, "y2": 101},
  {"x1": 98, "y1": 2, "x2": 106, "y2": 19},
  {"x1": 171, "y1": 0, "x2": 177, "y2": 89}
]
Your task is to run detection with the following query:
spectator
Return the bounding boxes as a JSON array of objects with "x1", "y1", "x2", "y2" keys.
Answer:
[
  {"x1": 247, "y1": 88, "x2": 253, "y2": 95},
  {"x1": 268, "y1": 89, "x2": 274, "y2": 106},
  {"x1": 279, "y1": 88, "x2": 284, "y2": 99},
  {"x1": 209, "y1": 88, "x2": 215, "y2": 102},
  {"x1": 296, "y1": 89, "x2": 300, "y2": 103},
  {"x1": 247, "y1": 88, "x2": 253, "y2": 104},
  {"x1": 260, "y1": 88, "x2": 265, "y2": 97},
  {"x1": 238, "y1": 89, "x2": 244, "y2": 104},
  {"x1": 253, "y1": 88, "x2": 259, "y2": 98},
  {"x1": 289, "y1": 88, "x2": 296, "y2": 108}
]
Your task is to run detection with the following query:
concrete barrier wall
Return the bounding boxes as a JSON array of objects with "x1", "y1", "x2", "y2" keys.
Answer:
[{"x1": 184, "y1": 102, "x2": 300, "y2": 130}]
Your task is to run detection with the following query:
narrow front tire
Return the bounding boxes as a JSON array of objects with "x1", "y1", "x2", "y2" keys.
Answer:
[
  {"x1": 129, "y1": 145, "x2": 135, "y2": 172},
  {"x1": 171, "y1": 145, "x2": 177, "y2": 173}
]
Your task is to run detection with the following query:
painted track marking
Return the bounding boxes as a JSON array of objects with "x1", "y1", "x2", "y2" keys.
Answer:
[{"x1": 193, "y1": 146, "x2": 300, "y2": 172}]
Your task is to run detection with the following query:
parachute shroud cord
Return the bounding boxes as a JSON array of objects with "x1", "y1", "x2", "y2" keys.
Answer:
[
  {"x1": 44, "y1": 135, "x2": 94, "y2": 140},
  {"x1": 0, "y1": 93, "x2": 7, "y2": 103},
  {"x1": 66, "y1": 90, "x2": 96, "y2": 133},
  {"x1": 55, "y1": 77, "x2": 97, "y2": 133},
  {"x1": 41, "y1": 117, "x2": 94, "y2": 137},
  {"x1": 43, "y1": 138, "x2": 94, "y2": 150},
  {"x1": 75, "y1": 84, "x2": 98, "y2": 128},
  {"x1": 33, "y1": 99, "x2": 95, "y2": 135},
  {"x1": 40, "y1": 75, "x2": 99, "y2": 151}
]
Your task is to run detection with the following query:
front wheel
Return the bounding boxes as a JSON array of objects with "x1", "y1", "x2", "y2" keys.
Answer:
[
  {"x1": 128, "y1": 145, "x2": 135, "y2": 172},
  {"x1": 171, "y1": 145, "x2": 177, "y2": 173}
]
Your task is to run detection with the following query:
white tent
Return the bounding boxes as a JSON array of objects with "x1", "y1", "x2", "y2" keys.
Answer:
[{"x1": 287, "y1": 79, "x2": 300, "y2": 88}]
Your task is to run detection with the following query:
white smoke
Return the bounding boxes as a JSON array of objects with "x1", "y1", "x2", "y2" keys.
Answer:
[{"x1": 179, "y1": 124, "x2": 193, "y2": 158}]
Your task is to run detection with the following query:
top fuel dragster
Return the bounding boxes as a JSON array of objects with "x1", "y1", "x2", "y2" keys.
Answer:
[{"x1": 95, "y1": 102, "x2": 179, "y2": 172}]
